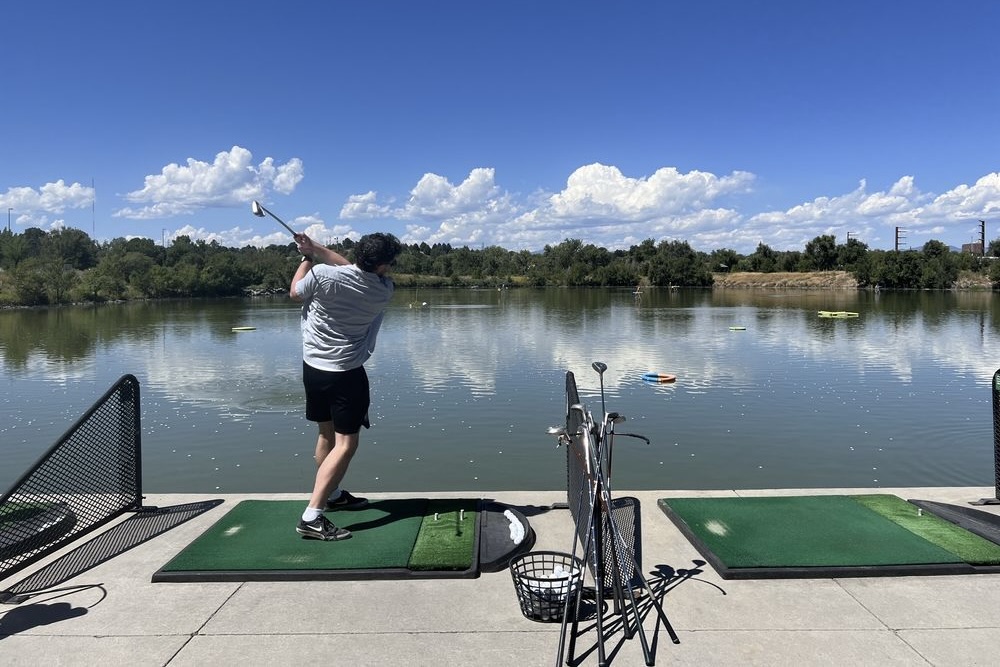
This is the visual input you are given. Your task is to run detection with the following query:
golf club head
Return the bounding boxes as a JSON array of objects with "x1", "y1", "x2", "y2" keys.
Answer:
[
  {"x1": 250, "y1": 200, "x2": 298, "y2": 236},
  {"x1": 592, "y1": 361, "x2": 608, "y2": 376},
  {"x1": 546, "y1": 426, "x2": 571, "y2": 448}
]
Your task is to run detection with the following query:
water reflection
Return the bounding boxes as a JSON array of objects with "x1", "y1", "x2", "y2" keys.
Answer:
[{"x1": 1, "y1": 288, "x2": 998, "y2": 494}]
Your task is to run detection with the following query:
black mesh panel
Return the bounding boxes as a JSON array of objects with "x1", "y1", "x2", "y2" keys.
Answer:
[
  {"x1": 993, "y1": 369, "x2": 1000, "y2": 501},
  {"x1": 1, "y1": 375, "x2": 142, "y2": 580}
]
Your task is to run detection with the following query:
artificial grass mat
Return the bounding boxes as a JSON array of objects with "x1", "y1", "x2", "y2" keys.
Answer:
[
  {"x1": 658, "y1": 494, "x2": 1000, "y2": 579},
  {"x1": 153, "y1": 498, "x2": 479, "y2": 582}
]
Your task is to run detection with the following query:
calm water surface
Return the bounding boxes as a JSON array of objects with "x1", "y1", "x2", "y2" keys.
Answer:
[{"x1": 2, "y1": 288, "x2": 998, "y2": 494}]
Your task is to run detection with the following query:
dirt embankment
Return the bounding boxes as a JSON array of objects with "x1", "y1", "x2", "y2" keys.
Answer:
[
  {"x1": 712, "y1": 270, "x2": 994, "y2": 289},
  {"x1": 712, "y1": 271, "x2": 859, "y2": 289}
]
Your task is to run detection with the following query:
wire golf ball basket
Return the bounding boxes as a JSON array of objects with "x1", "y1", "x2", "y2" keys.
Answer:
[{"x1": 509, "y1": 551, "x2": 583, "y2": 622}]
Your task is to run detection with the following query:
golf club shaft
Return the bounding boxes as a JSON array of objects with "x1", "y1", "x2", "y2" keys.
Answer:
[
  {"x1": 253, "y1": 201, "x2": 298, "y2": 236},
  {"x1": 265, "y1": 208, "x2": 298, "y2": 236}
]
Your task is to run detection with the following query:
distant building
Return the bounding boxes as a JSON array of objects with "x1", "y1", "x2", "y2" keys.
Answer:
[{"x1": 962, "y1": 242, "x2": 984, "y2": 255}]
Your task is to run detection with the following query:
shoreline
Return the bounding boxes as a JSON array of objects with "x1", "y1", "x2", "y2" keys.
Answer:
[
  {"x1": 710, "y1": 270, "x2": 994, "y2": 290},
  {"x1": 1, "y1": 273, "x2": 995, "y2": 311}
]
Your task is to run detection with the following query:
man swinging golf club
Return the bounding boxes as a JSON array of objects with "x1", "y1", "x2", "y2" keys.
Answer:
[{"x1": 289, "y1": 229, "x2": 403, "y2": 540}]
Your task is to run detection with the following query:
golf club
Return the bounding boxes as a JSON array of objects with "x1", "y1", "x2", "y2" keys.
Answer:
[
  {"x1": 251, "y1": 200, "x2": 298, "y2": 237},
  {"x1": 591, "y1": 361, "x2": 608, "y2": 419}
]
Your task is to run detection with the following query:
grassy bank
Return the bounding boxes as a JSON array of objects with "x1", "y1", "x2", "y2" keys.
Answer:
[{"x1": 712, "y1": 270, "x2": 993, "y2": 290}]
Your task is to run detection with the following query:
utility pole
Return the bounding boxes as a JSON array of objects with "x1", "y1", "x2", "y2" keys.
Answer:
[
  {"x1": 895, "y1": 227, "x2": 907, "y2": 251},
  {"x1": 6, "y1": 207, "x2": 11, "y2": 232},
  {"x1": 980, "y1": 220, "x2": 986, "y2": 257},
  {"x1": 846, "y1": 231, "x2": 856, "y2": 242}
]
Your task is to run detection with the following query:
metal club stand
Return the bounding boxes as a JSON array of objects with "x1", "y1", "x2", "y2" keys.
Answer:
[
  {"x1": 555, "y1": 406, "x2": 679, "y2": 667},
  {"x1": 972, "y1": 369, "x2": 1000, "y2": 506}
]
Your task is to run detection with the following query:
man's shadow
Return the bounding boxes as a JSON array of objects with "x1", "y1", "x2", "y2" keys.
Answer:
[{"x1": 0, "y1": 600, "x2": 89, "y2": 637}]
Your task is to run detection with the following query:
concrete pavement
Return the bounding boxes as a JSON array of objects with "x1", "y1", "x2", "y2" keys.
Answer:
[{"x1": 3, "y1": 487, "x2": 1000, "y2": 666}]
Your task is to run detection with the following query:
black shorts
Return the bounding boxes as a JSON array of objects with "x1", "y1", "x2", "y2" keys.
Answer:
[{"x1": 302, "y1": 362, "x2": 371, "y2": 434}]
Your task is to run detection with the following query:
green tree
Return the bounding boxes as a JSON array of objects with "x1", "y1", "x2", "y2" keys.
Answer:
[
  {"x1": 0, "y1": 232, "x2": 29, "y2": 269},
  {"x1": 746, "y1": 243, "x2": 778, "y2": 272},
  {"x1": 872, "y1": 250, "x2": 922, "y2": 288},
  {"x1": 43, "y1": 228, "x2": 99, "y2": 269},
  {"x1": 804, "y1": 234, "x2": 838, "y2": 270},
  {"x1": 777, "y1": 250, "x2": 804, "y2": 272},
  {"x1": 918, "y1": 240, "x2": 958, "y2": 288},
  {"x1": 987, "y1": 238, "x2": 1000, "y2": 258},
  {"x1": 8, "y1": 257, "x2": 49, "y2": 305},
  {"x1": 199, "y1": 253, "x2": 242, "y2": 296},
  {"x1": 647, "y1": 240, "x2": 712, "y2": 286},
  {"x1": 837, "y1": 238, "x2": 869, "y2": 271},
  {"x1": 709, "y1": 248, "x2": 740, "y2": 272}
]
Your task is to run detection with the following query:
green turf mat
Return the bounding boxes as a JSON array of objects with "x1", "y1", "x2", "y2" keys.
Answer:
[
  {"x1": 408, "y1": 499, "x2": 478, "y2": 570},
  {"x1": 154, "y1": 498, "x2": 480, "y2": 581},
  {"x1": 661, "y1": 495, "x2": 962, "y2": 568},
  {"x1": 658, "y1": 494, "x2": 1000, "y2": 579},
  {"x1": 853, "y1": 494, "x2": 1000, "y2": 565}
]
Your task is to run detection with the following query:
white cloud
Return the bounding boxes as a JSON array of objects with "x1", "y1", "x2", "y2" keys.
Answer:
[
  {"x1": 402, "y1": 168, "x2": 504, "y2": 218},
  {"x1": 340, "y1": 191, "x2": 392, "y2": 218},
  {"x1": 115, "y1": 146, "x2": 304, "y2": 219},
  {"x1": 0, "y1": 180, "x2": 95, "y2": 229},
  {"x1": 735, "y1": 175, "x2": 986, "y2": 250},
  {"x1": 343, "y1": 168, "x2": 520, "y2": 247},
  {"x1": 0, "y1": 180, "x2": 94, "y2": 212},
  {"x1": 16, "y1": 152, "x2": 998, "y2": 254},
  {"x1": 545, "y1": 164, "x2": 754, "y2": 220},
  {"x1": 905, "y1": 172, "x2": 1000, "y2": 223},
  {"x1": 341, "y1": 164, "x2": 759, "y2": 250},
  {"x1": 171, "y1": 214, "x2": 361, "y2": 250}
]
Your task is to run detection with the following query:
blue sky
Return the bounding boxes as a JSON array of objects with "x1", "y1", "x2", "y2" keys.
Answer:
[{"x1": 3, "y1": 1, "x2": 998, "y2": 254}]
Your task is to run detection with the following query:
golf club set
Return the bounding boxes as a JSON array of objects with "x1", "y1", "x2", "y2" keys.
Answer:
[{"x1": 549, "y1": 361, "x2": 677, "y2": 667}]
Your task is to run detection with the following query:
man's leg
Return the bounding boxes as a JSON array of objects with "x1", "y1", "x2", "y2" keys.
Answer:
[
  {"x1": 314, "y1": 420, "x2": 335, "y2": 465},
  {"x1": 307, "y1": 426, "x2": 359, "y2": 510}
]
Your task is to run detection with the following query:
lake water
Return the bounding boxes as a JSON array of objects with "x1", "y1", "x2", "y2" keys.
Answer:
[{"x1": 2, "y1": 288, "x2": 998, "y2": 495}]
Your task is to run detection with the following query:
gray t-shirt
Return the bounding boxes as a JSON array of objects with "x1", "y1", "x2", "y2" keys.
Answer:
[{"x1": 295, "y1": 263, "x2": 394, "y2": 371}]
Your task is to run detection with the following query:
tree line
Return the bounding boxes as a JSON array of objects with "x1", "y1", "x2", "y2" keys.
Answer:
[{"x1": 0, "y1": 226, "x2": 997, "y2": 307}]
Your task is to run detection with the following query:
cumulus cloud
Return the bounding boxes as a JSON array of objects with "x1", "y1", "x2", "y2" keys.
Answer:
[
  {"x1": 342, "y1": 168, "x2": 520, "y2": 246},
  {"x1": 907, "y1": 172, "x2": 1000, "y2": 222},
  {"x1": 340, "y1": 191, "x2": 392, "y2": 219},
  {"x1": 735, "y1": 175, "x2": 986, "y2": 250},
  {"x1": 333, "y1": 162, "x2": 1000, "y2": 252},
  {"x1": 172, "y1": 215, "x2": 361, "y2": 250},
  {"x1": 503, "y1": 165, "x2": 754, "y2": 249},
  {"x1": 341, "y1": 163, "x2": 756, "y2": 250},
  {"x1": 0, "y1": 180, "x2": 95, "y2": 229},
  {"x1": 545, "y1": 164, "x2": 754, "y2": 220},
  {"x1": 115, "y1": 146, "x2": 304, "y2": 219},
  {"x1": 14, "y1": 149, "x2": 998, "y2": 254}
]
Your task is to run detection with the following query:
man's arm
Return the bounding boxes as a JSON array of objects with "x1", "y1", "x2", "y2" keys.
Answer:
[
  {"x1": 295, "y1": 233, "x2": 350, "y2": 266},
  {"x1": 289, "y1": 259, "x2": 313, "y2": 301}
]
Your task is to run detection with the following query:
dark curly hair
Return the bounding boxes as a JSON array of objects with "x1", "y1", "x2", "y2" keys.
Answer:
[{"x1": 354, "y1": 232, "x2": 403, "y2": 272}]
